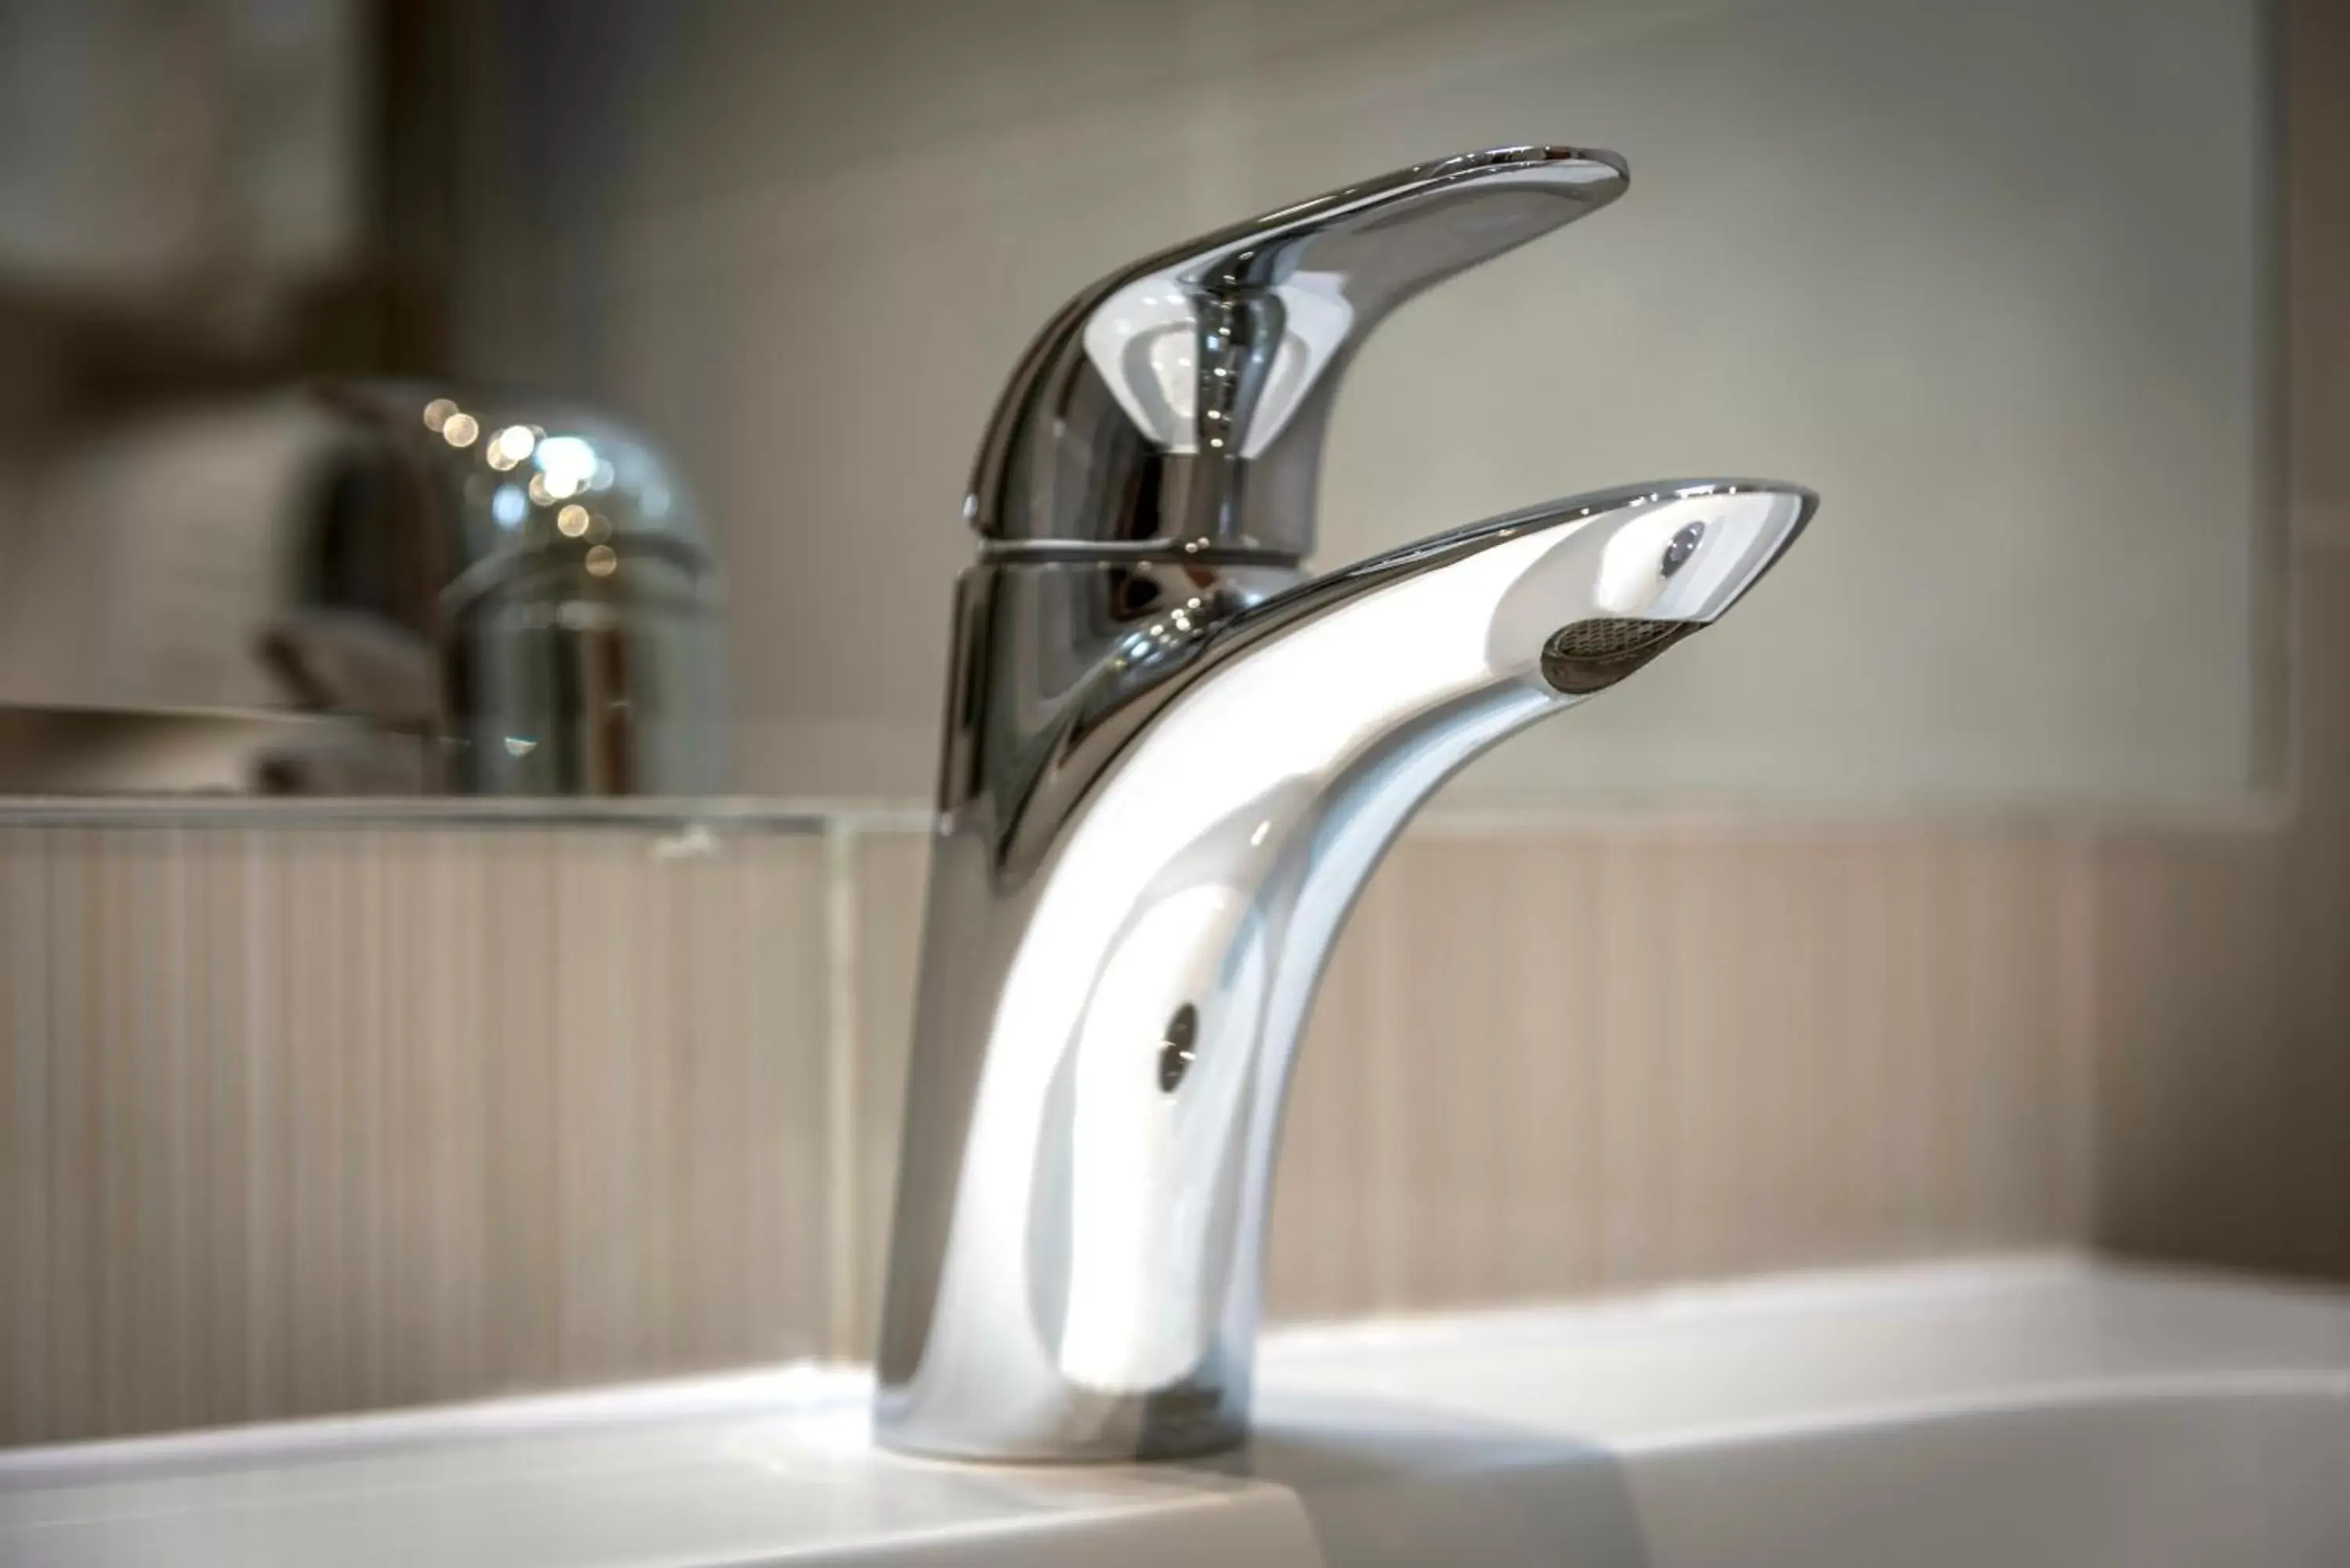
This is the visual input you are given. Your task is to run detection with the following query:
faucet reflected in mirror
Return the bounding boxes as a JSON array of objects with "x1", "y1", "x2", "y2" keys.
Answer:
[
  {"x1": 0, "y1": 385, "x2": 728, "y2": 797},
  {"x1": 877, "y1": 146, "x2": 1818, "y2": 1461}
]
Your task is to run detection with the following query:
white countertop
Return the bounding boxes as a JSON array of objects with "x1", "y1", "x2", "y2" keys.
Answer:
[{"x1": 6, "y1": 1254, "x2": 2348, "y2": 1568}]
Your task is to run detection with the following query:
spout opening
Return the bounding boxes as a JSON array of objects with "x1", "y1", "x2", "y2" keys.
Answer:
[{"x1": 1538, "y1": 616, "x2": 1698, "y2": 695}]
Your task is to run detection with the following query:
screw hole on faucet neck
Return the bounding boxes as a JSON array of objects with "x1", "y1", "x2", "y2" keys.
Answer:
[{"x1": 1159, "y1": 1003, "x2": 1199, "y2": 1093}]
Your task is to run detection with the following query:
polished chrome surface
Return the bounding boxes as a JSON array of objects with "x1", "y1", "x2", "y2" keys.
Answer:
[
  {"x1": 877, "y1": 147, "x2": 1818, "y2": 1461},
  {"x1": 971, "y1": 144, "x2": 1628, "y2": 559}
]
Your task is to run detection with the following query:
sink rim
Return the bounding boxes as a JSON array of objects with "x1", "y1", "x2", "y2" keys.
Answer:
[{"x1": 5, "y1": 1251, "x2": 2348, "y2": 1568}]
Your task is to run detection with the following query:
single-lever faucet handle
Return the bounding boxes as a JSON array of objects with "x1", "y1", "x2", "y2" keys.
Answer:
[{"x1": 969, "y1": 145, "x2": 1629, "y2": 560}]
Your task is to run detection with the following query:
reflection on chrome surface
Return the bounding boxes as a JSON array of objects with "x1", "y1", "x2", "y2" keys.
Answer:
[
  {"x1": 0, "y1": 384, "x2": 726, "y2": 797},
  {"x1": 360, "y1": 386, "x2": 730, "y2": 797},
  {"x1": 877, "y1": 147, "x2": 1818, "y2": 1462}
]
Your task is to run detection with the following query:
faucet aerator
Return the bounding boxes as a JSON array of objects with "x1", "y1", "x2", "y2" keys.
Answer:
[{"x1": 1540, "y1": 616, "x2": 1701, "y2": 695}]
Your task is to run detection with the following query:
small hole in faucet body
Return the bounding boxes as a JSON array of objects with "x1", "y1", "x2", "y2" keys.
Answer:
[{"x1": 1159, "y1": 1003, "x2": 1199, "y2": 1092}]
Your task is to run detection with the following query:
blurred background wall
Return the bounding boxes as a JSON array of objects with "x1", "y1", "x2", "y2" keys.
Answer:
[
  {"x1": 0, "y1": 0, "x2": 2342, "y2": 1446},
  {"x1": 439, "y1": 0, "x2": 2279, "y2": 807}
]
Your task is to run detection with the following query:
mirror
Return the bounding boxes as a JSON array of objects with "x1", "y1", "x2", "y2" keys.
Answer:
[
  {"x1": 0, "y1": 385, "x2": 725, "y2": 796},
  {"x1": 0, "y1": 0, "x2": 2280, "y2": 808}
]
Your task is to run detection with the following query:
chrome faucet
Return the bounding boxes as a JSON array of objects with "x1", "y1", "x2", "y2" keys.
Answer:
[{"x1": 877, "y1": 146, "x2": 1816, "y2": 1461}]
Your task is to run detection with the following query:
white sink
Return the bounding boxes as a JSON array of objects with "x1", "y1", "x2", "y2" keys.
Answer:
[{"x1": 5, "y1": 1255, "x2": 2347, "y2": 1567}]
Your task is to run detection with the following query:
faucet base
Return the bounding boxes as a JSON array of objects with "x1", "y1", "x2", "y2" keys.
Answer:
[{"x1": 875, "y1": 1383, "x2": 1248, "y2": 1464}]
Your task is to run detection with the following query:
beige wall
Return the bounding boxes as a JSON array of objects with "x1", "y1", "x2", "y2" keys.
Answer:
[
  {"x1": 0, "y1": 815, "x2": 2090, "y2": 1443},
  {"x1": 0, "y1": 0, "x2": 2341, "y2": 1447}
]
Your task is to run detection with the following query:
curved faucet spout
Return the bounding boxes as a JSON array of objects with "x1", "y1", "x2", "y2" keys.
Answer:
[
  {"x1": 877, "y1": 147, "x2": 1819, "y2": 1463},
  {"x1": 879, "y1": 481, "x2": 1813, "y2": 1461}
]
